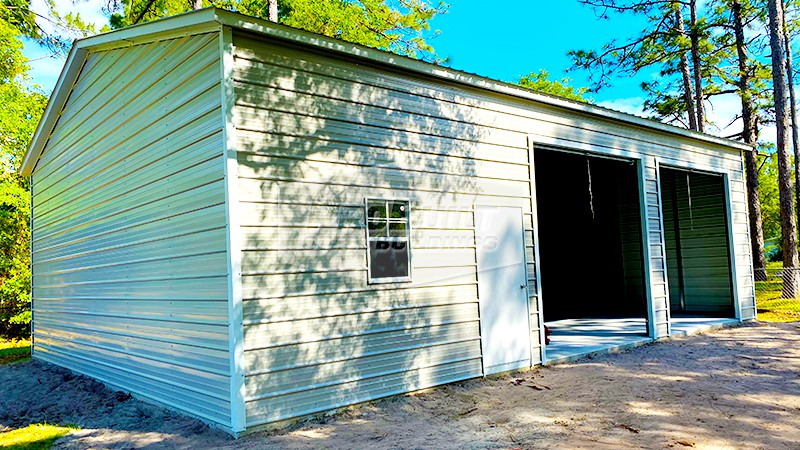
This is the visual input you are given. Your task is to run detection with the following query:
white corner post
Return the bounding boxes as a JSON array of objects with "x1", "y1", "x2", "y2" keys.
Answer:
[
  {"x1": 723, "y1": 173, "x2": 745, "y2": 321},
  {"x1": 220, "y1": 25, "x2": 247, "y2": 435},
  {"x1": 29, "y1": 176, "x2": 35, "y2": 357},
  {"x1": 638, "y1": 156, "x2": 671, "y2": 338}
]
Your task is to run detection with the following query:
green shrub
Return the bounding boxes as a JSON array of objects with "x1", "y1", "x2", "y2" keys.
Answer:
[{"x1": 0, "y1": 172, "x2": 31, "y2": 339}]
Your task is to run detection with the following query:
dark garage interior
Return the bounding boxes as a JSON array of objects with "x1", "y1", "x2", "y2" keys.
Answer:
[{"x1": 534, "y1": 148, "x2": 647, "y2": 324}]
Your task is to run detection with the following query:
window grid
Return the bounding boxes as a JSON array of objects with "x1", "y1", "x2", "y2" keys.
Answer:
[{"x1": 365, "y1": 198, "x2": 412, "y2": 283}]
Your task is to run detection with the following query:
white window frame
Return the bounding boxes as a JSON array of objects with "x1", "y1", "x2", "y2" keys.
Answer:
[{"x1": 365, "y1": 197, "x2": 413, "y2": 284}]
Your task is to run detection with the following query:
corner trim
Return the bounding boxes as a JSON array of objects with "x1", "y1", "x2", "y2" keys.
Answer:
[
  {"x1": 653, "y1": 158, "x2": 673, "y2": 337},
  {"x1": 637, "y1": 157, "x2": 658, "y2": 339},
  {"x1": 526, "y1": 136, "x2": 547, "y2": 364},
  {"x1": 220, "y1": 25, "x2": 246, "y2": 434},
  {"x1": 723, "y1": 174, "x2": 744, "y2": 321}
]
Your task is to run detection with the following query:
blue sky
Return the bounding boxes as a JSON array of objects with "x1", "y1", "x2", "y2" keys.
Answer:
[{"x1": 427, "y1": 1, "x2": 650, "y2": 103}]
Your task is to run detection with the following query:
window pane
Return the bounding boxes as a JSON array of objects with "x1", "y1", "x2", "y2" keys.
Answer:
[
  {"x1": 368, "y1": 219, "x2": 387, "y2": 237},
  {"x1": 367, "y1": 201, "x2": 387, "y2": 219},
  {"x1": 388, "y1": 222, "x2": 407, "y2": 237},
  {"x1": 369, "y1": 240, "x2": 409, "y2": 279},
  {"x1": 389, "y1": 201, "x2": 408, "y2": 220}
]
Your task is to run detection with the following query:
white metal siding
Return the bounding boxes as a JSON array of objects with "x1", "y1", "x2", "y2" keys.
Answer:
[
  {"x1": 30, "y1": 33, "x2": 233, "y2": 428},
  {"x1": 641, "y1": 158, "x2": 671, "y2": 337},
  {"x1": 727, "y1": 171, "x2": 757, "y2": 319},
  {"x1": 230, "y1": 30, "x2": 751, "y2": 427},
  {"x1": 232, "y1": 35, "x2": 534, "y2": 428}
]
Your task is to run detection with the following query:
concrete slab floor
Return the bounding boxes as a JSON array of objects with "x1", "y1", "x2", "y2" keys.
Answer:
[
  {"x1": 670, "y1": 316, "x2": 740, "y2": 336},
  {"x1": 543, "y1": 316, "x2": 739, "y2": 364}
]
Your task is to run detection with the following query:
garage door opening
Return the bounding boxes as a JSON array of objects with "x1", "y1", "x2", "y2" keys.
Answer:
[
  {"x1": 534, "y1": 148, "x2": 649, "y2": 362},
  {"x1": 660, "y1": 167, "x2": 736, "y2": 331}
]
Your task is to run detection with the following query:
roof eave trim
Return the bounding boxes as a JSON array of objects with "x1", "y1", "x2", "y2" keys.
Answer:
[
  {"x1": 215, "y1": 8, "x2": 751, "y2": 153},
  {"x1": 20, "y1": 44, "x2": 85, "y2": 176}
]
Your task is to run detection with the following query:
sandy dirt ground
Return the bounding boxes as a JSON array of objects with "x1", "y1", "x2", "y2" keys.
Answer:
[{"x1": 1, "y1": 322, "x2": 799, "y2": 449}]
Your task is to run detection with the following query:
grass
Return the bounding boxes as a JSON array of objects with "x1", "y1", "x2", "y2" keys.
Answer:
[
  {"x1": 755, "y1": 262, "x2": 800, "y2": 322},
  {"x1": 0, "y1": 424, "x2": 77, "y2": 450},
  {"x1": 0, "y1": 339, "x2": 30, "y2": 365}
]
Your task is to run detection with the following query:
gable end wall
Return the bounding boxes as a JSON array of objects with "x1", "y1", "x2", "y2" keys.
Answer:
[{"x1": 29, "y1": 32, "x2": 234, "y2": 429}]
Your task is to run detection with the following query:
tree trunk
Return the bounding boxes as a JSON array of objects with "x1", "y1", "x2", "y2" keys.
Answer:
[
  {"x1": 768, "y1": 0, "x2": 799, "y2": 297},
  {"x1": 268, "y1": 0, "x2": 278, "y2": 22},
  {"x1": 783, "y1": 7, "x2": 800, "y2": 251},
  {"x1": 674, "y1": 6, "x2": 698, "y2": 131},
  {"x1": 732, "y1": 0, "x2": 767, "y2": 279},
  {"x1": 689, "y1": 0, "x2": 705, "y2": 132}
]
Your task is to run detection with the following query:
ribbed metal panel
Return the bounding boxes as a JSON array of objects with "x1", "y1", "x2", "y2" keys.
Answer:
[
  {"x1": 723, "y1": 170, "x2": 756, "y2": 320},
  {"x1": 232, "y1": 34, "x2": 529, "y2": 429},
  {"x1": 662, "y1": 170, "x2": 734, "y2": 314},
  {"x1": 619, "y1": 178, "x2": 646, "y2": 304},
  {"x1": 229, "y1": 34, "x2": 744, "y2": 170},
  {"x1": 30, "y1": 33, "x2": 233, "y2": 428},
  {"x1": 642, "y1": 159, "x2": 671, "y2": 338},
  {"x1": 229, "y1": 29, "x2": 753, "y2": 429}
]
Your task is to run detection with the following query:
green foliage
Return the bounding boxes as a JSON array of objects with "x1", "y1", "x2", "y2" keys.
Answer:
[
  {"x1": 0, "y1": 16, "x2": 25, "y2": 83},
  {"x1": 281, "y1": 0, "x2": 444, "y2": 61},
  {"x1": 0, "y1": 0, "x2": 38, "y2": 41},
  {"x1": 754, "y1": 267, "x2": 800, "y2": 321},
  {"x1": 569, "y1": 0, "x2": 773, "y2": 131},
  {"x1": 1, "y1": 0, "x2": 102, "y2": 55},
  {"x1": 0, "y1": 172, "x2": 32, "y2": 339},
  {"x1": 568, "y1": 1, "x2": 694, "y2": 92},
  {"x1": 0, "y1": 81, "x2": 47, "y2": 170},
  {"x1": 0, "y1": 14, "x2": 45, "y2": 340},
  {"x1": 108, "y1": 0, "x2": 447, "y2": 62},
  {"x1": 107, "y1": 0, "x2": 193, "y2": 30},
  {"x1": 515, "y1": 70, "x2": 591, "y2": 102},
  {"x1": 757, "y1": 143, "x2": 780, "y2": 242},
  {"x1": 568, "y1": 1, "x2": 709, "y2": 126},
  {"x1": 704, "y1": 0, "x2": 772, "y2": 129}
]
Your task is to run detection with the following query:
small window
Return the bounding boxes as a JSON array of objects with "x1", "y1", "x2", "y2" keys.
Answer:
[{"x1": 366, "y1": 199, "x2": 411, "y2": 282}]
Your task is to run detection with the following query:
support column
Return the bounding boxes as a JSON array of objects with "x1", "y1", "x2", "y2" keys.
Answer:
[{"x1": 639, "y1": 157, "x2": 672, "y2": 338}]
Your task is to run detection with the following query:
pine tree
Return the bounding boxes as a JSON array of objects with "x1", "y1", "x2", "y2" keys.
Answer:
[
  {"x1": 767, "y1": 0, "x2": 799, "y2": 297},
  {"x1": 728, "y1": 0, "x2": 768, "y2": 277}
]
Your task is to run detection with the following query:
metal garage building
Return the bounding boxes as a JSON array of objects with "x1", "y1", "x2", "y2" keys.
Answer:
[{"x1": 20, "y1": 8, "x2": 756, "y2": 436}]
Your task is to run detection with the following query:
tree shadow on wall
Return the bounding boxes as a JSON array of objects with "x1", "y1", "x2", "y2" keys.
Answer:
[{"x1": 232, "y1": 35, "x2": 533, "y2": 427}]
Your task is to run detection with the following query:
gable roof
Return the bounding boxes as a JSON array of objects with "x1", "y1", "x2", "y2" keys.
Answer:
[{"x1": 20, "y1": 7, "x2": 751, "y2": 176}]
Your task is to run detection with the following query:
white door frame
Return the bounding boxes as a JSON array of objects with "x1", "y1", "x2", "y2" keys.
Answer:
[
  {"x1": 722, "y1": 173, "x2": 744, "y2": 321},
  {"x1": 637, "y1": 156, "x2": 661, "y2": 339},
  {"x1": 527, "y1": 141, "x2": 657, "y2": 361},
  {"x1": 657, "y1": 163, "x2": 742, "y2": 321}
]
